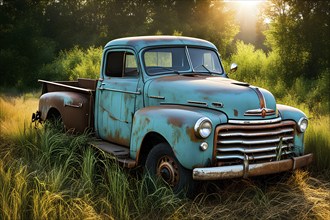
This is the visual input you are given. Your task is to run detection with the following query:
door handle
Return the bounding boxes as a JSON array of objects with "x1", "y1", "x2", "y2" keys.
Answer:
[{"x1": 99, "y1": 83, "x2": 105, "y2": 90}]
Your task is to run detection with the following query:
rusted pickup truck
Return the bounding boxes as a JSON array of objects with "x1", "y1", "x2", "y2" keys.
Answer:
[{"x1": 33, "y1": 36, "x2": 312, "y2": 193}]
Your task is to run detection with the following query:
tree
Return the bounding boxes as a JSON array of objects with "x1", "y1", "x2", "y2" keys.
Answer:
[
  {"x1": 262, "y1": 0, "x2": 330, "y2": 82},
  {"x1": 0, "y1": 0, "x2": 56, "y2": 88}
]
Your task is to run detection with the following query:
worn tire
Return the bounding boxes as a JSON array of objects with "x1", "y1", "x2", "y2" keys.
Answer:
[{"x1": 145, "y1": 143, "x2": 196, "y2": 196}]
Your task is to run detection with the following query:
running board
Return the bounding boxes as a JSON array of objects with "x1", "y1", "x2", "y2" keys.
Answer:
[{"x1": 90, "y1": 140, "x2": 136, "y2": 168}]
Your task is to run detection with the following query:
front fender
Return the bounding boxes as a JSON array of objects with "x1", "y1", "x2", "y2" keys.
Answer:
[
  {"x1": 130, "y1": 105, "x2": 227, "y2": 169},
  {"x1": 277, "y1": 104, "x2": 308, "y2": 155},
  {"x1": 39, "y1": 92, "x2": 91, "y2": 132}
]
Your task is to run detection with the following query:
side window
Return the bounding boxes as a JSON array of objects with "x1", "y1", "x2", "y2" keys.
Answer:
[
  {"x1": 124, "y1": 54, "x2": 138, "y2": 77},
  {"x1": 105, "y1": 51, "x2": 138, "y2": 77}
]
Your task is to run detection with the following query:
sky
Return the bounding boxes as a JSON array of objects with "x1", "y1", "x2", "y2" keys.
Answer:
[{"x1": 224, "y1": 0, "x2": 267, "y2": 44}]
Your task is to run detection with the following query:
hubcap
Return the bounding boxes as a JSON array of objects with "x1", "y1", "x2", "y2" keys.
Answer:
[{"x1": 157, "y1": 155, "x2": 179, "y2": 187}]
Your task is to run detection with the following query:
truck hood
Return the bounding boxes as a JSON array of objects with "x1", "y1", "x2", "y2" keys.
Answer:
[{"x1": 146, "y1": 75, "x2": 278, "y2": 120}]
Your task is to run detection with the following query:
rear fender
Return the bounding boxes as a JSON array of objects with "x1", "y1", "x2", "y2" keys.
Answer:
[
  {"x1": 39, "y1": 92, "x2": 92, "y2": 132},
  {"x1": 130, "y1": 105, "x2": 227, "y2": 169}
]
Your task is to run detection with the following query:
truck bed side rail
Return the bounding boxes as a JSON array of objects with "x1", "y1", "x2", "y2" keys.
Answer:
[{"x1": 39, "y1": 79, "x2": 97, "y2": 95}]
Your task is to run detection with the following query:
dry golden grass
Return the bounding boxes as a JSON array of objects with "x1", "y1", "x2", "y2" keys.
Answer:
[
  {"x1": 0, "y1": 94, "x2": 329, "y2": 219},
  {"x1": 0, "y1": 94, "x2": 39, "y2": 138}
]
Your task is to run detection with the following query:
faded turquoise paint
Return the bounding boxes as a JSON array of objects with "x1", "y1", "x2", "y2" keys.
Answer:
[
  {"x1": 96, "y1": 76, "x2": 140, "y2": 147},
  {"x1": 95, "y1": 46, "x2": 141, "y2": 147},
  {"x1": 93, "y1": 36, "x2": 308, "y2": 168},
  {"x1": 105, "y1": 36, "x2": 217, "y2": 53},
  {"x1": 146, "y1": 75, "x2": 277, "y2": 120},
  {"x1": 130, "y1": 105, "x2": 226, "y2": 169},
  {"x1": 277, "y1": 104, "x2": 307, "y2": 155}
]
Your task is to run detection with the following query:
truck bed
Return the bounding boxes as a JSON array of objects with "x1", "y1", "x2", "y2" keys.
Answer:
[{"x1": 38, "y1": 78, "x2": 98, "y2": 132}]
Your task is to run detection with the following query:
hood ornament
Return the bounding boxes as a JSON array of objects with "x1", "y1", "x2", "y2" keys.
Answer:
[{"x1": 246, "y1": 86, "x2": 275, "y2": 118}]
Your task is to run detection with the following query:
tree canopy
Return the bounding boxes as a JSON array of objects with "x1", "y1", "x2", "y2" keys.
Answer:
[{"x1": 0, "y1": 0, "x2": 329, "y2": 99}]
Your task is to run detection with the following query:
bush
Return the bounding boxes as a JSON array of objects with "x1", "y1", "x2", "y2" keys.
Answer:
[
  {"x1": 229, "y1": 41, "x2": 329, "y2": 115},
  {"x1": 38, "y1": 46, "x2": 102, "y2": 81}
]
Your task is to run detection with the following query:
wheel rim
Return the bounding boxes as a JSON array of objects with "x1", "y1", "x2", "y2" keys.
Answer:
[{"x1": 156, "y1": 155, "x2": 179, "y2": 187}]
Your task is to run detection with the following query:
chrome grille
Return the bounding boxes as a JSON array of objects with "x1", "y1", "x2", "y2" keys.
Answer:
[{"x1": 215, "y1": 120, "x2": 296, "y2": 166}]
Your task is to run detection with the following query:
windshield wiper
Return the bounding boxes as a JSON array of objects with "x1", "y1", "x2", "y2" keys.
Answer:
[
  {"x1": 193, "y1": 64, "x2": 212, "y2": 74},
  {"x1": 193, "y1": 64, "x2": 221, "y2": 75}
]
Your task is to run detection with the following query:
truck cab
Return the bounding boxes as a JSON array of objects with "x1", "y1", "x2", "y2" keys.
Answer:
[{"x1": 34, "y1": 36, "x2": 312, "y2": 194}]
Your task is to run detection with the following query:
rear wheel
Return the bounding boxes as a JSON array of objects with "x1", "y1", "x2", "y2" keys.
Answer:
[
  {"x1": 46, "y1": 109, "x2": 64, "y2": 131},
  {"x1": 145, "y1": 143, "x2": 196, "y2": 195}
]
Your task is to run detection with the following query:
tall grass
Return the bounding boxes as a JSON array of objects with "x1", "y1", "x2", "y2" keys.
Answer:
[
  {"x1": 1, "y1": 95, "x2": 329, "y2": 219},
  {"x1": 305, "y1": 116, "x2": 330, "y2": 171}
]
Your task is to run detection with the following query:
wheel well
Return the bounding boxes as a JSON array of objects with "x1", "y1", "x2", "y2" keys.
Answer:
[
  {"x1": 46, "y1": 108, "x2": 61, "y2": 121},
  {"x1": 138, "y1": 132, "x2": 168, "y2": 166}
]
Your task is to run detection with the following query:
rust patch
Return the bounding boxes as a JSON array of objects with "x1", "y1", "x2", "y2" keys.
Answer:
[
  {"x1": 234, "y1": 109, "x2": 238, "y2": 117},
  {"x1": 167, "y1": 116, "x2": 184, "y2": 127},
  {"x1": 145, "y1": 118, "x2": 150, "y2": 124},
  {"x1": 107, "y1": 129, "x2": 130, "y2": 147},
  {"x1": 186, "y1": 126, "x2": 199, "y2": 143},
  {"x1": 254, "y1": 87, "x2": 265, "y2": 109}
]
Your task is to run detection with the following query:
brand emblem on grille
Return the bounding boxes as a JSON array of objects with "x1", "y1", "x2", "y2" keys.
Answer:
[{"x1": 244, "y1": 108, "x2": 275, "y2": 118}]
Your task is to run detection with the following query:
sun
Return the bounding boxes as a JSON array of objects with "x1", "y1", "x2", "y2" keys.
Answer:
[
  {"x1": 223, "y1": 0, "x2": 266, "y2": 14},
  {"x1": 224, "y1": 0, "x2": 266, "y2": 7}
]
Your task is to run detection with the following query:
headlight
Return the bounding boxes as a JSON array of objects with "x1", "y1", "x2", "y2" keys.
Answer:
[
  {"x1": 194, "y1": 117, "x2": 212, "y2": 138},
  {"x1": 298, "y1": 117, "x2": 308, "y2": 133}
]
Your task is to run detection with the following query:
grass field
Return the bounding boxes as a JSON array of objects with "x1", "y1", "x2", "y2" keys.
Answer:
[{"x1": 0, "y1": 94, "x2": 329, "y2": 219}]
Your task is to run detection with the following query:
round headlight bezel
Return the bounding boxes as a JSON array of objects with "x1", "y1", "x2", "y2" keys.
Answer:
[
  {"x1": 298, "y1": 117, "x2": 308, "y2": 133},
  {"x1": 194, "y1": 117, "x2": 212, "y2": 139}
]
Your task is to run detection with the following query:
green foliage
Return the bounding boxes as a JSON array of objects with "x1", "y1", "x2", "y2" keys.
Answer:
[
  {"x1": 1, "y1": 0, "x2": 239, "y2": 88},
  {"x1": 0, "y1": 18, "x2": 56, "y2": 88},
  {"x1": 38, "y1": 46, "x2": 102, "y2": 81},
  {"x1": 230, "y1": 41, "x2": 267, "y2": 83},
  {"x1": 262, "y1": 0, "x2": 329, "y2": 82},
  {"x1": 229, "y1": 41, "x2": 329, "y2": 114}
]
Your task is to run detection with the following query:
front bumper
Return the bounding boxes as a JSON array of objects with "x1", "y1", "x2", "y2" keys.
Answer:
[{"x1": 193, "y1": 153, "x2": 313, "y2": 180}]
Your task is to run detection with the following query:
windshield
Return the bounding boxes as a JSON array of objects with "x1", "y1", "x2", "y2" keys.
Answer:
[{"x1": 143, "y1": 47, "x2": 223, "y2": 75}]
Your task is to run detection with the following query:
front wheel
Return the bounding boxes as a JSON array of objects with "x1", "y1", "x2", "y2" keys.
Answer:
[{"x1": 145, "y1": 143, "x2": 196, "y2": 195}]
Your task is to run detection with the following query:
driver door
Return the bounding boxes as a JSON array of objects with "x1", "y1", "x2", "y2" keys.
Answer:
[{"x1": 96, "y1": 49, "x2": 140, "y2": 146}]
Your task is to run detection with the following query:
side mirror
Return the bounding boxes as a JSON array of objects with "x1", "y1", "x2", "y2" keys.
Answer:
[{"x1": 230, "y1": 63, "x2": 238, "y2": 73}]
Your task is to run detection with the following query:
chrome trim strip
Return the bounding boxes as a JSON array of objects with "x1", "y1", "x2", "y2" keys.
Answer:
[
  {"x1": 148, "y1": 95, "x2": 165, "y2": 100},
  {"x1": 64, "y1": 103, "x2": 83, "y2": 108},
  {"x1": 212, "y1": 102, "x2": 224, "y2": 108},
  {"x1": 218, "y1": 136, "x2": 293, "y2": 145},
  {"x1": 228, "y1": 117, "x2": 282, "y2": 124},
  {"x1": 219, "y1": 128, "x2": 294, "y2": 137},
  {"x1": 245, "y1": 109, "x2": 275, "y2": 114},
  {"x1": 217, "y1": 144, "x2": 293, "y2": 153},
  {"x1": 187, "y1": 100, "x2": 208, "y2": 106},
  {"x1": 244, "y1": 108, "x2": 276, "y2": 117},
  {"x1": 38, "y1": 80, "x2": 93, "y2": 93},
  {"x1": 100, "y1": 87, "x2": 141, "y2": 95},
  {"x1": 216, "y1": 151, "x2": 293, "y2": 160}
]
